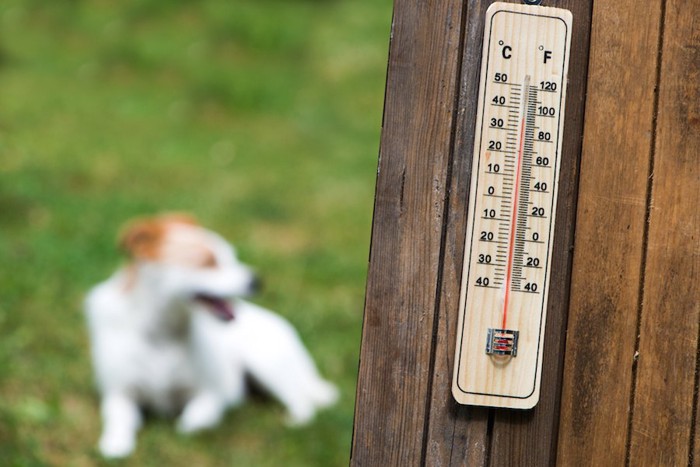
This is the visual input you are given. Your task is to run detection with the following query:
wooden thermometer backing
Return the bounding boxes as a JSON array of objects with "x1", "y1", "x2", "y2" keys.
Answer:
[{"x1": 452, "y1": 2, "x2": 572, "y2": 409}]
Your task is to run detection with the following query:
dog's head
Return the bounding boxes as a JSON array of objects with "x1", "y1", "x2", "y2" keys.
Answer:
[{"x1": 118, "y1": 213, "x2": 258, "y2": 321}]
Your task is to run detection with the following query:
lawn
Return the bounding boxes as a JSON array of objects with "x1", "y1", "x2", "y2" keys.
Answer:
[{"x1": 0, "y1": 0, "x2": 391, "y2": 464}]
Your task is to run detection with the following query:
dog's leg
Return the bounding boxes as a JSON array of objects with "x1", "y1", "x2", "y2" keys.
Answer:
[
  {"x1": 249, "y1": 368, "x2": 326, "y2": 426},
  {"x1": 280, "y1": 395, "x2": 317, "y2": 426},
  {"x1": 272, "y1": 379, "x2": 338, "y2": 426},
  {"x1": 244, "y1": 340, "x2": 338, "y2": 426},
  {"x1": 98, "y1": 393, "x2": 142, "y2": 458},
  {"x1": 176, "y1": 391, "x2": 228, "y2": 434}
]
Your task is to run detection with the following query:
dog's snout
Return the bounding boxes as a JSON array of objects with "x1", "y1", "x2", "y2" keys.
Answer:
[{"x1": 248, "y1": 275, "x2": 262, "y2": 295}]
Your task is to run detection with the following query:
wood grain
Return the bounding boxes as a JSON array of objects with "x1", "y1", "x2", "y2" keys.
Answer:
[
  {"x1": 350, "y1": 0, "x2": 465, "y2": 464},
  {"x1": 423, "y1": 1, "x2": 492, "y2": 464},
  {"x1": 352, "y1": 0, "x2": 698, "y2": 463},
  {"x1": 555, "y1": 0, "x2": 663, "y2": 464},
  {"x1": 696, "y1": 371, "x2": 700, "y2": 465},
  {"x1": 627, "y1": 0, "x2": 700, "y2": 463},
  {"x1": 423, "y1": 0, "x2": 592, "y2": 463},
  {"x1": 353, "y1": 0, "x2": 593, "y2": 463},
  {"x1": 486, "y1": 0, "x2": 592, "y2": 464}
]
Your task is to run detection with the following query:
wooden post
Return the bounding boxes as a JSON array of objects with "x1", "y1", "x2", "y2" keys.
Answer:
[
  {"x1": 556, "y1": 0, "x2": 664, "y2": 463},
  {"x1": 559, "y1": 0, "x2": 700, "y2": 464},
  {"x1": 352, "y1": 0, "x2": 699, "y2": 464}
]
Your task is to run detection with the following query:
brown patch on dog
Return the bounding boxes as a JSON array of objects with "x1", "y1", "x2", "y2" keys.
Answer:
[
  {"x1": 119, "y1": 217, "x2": 165, "y2": 260},
  {"x1": 118, "y1": 213, "x2": 197, "y2": 259}
]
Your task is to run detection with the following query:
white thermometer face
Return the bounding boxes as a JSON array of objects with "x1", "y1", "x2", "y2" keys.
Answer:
[{"x1": 452, "y1": 2, "x2": 572, "y2": 409}]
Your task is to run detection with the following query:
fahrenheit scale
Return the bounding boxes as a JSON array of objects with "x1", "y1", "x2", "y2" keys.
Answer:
[{"x1": 452, "y1": 2, "x2": 572, "y2": 409}]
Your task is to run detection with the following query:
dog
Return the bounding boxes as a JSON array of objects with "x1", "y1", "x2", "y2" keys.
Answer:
[{"x1": 84, "y1": 213, "x2": 338, "y2": 458}]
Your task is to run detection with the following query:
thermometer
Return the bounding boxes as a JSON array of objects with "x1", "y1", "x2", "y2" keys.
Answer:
[{"x1": 452, "y1": 2, "x2": 572, "y2": 409}]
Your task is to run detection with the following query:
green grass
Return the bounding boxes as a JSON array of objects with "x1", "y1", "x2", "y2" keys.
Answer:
[{"x1": 0, "y1": 0, "x2": 391, "y2": 464}]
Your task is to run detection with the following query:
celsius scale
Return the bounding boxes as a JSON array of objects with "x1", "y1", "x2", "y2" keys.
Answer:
[{"x1": 452, "y1": 2, "x2": 572, "y2": 409}]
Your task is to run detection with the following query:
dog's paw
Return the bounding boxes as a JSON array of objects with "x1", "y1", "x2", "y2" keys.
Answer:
[
  {"x1": 176, "y1": 412, "x2": 219, "y2": 434},
  {"x1": 283, "y1": 403, "x2": 316, "y2": 427},
  {"x1": 176, "y1": 415, "x2": 211, "y2": 434},
  {"x1": 282, "y1": 382, "x2": 339, "y2": 427},
  {"x1": 313, "y1": 381, "x2": 339, "y2": 408},
  {"x1": 176, "y1": 393, "x2": 225, "y2": 434},
  {"x1": 99, "y1": 433, "x2": 135, "y2": 459},
  {"x1": 284, "y1": 413, "x2": 313, "y2": 427}
]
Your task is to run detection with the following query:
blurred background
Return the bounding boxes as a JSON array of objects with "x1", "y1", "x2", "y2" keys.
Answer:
[{"x1": 0, "y1": 0, "x2": 391, "y2": 464}]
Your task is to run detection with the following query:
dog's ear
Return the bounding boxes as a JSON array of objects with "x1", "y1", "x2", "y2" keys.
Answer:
[{"x1": 118, "y1": 217, "x2": 164, "y2": 260}]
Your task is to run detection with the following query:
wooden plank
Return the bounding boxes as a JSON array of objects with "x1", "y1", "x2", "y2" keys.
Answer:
[
  {"x1": 555, "y1": 0, "x2": 663, "y2": 464},
  {"x1": 696, "y1": 366, "x2": 700, "y2": 465},
  {"x1": 349, "y1": 0, "x2": 465, "y2": 464},
  {"x1": 486, "y1": 0, "x2": 593, "y2": 464},
  {"x1": 423, "y1": 0, "x2": 493, "y2": 463},
  {"x1": 627, "y1": 0, "x2": 700, "y2": 463}
]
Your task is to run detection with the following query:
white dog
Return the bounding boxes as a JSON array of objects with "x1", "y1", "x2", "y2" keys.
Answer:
[{"x1": 84, "y1": 214, "x2": 338, "y2": 458}]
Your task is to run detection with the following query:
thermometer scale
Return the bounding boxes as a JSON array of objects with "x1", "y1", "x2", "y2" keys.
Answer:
[{"x1": 452, "y1": 2, "x2": 572, "y2": 409}]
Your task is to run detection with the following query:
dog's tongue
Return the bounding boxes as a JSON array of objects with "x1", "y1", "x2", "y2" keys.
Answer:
[{"x1": 194, "y1": 294, "x2": 234, "y2": 321}]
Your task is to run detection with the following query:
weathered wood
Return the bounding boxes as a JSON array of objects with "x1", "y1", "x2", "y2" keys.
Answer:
[
  {"x1": 354, "y1": 0, "x2": 593, "y2": 464},
  {"x1": 627, "y1": 0, "x2": 700, "y2": 464},
  {"x1": 555, "y1": 0, "x2": 663, "y2": 464},
  {"x1": 423, "y1": 0, "x2": 492, "y2": 463},
  {"x1": 350, "y1": 0, "x2": 466, "y2": 464},
  {"x1": 422, "y1": 0, "x2": 592, "y2": 463},
  {"x1": 353, "y1": 0, "x2": 697, "y2": 464},
  {"x1": 486, "y1": 0, "x2": 592, "y2": 464},
  {"x1": 696, "y1": 380, "x2": 700, "y2": 465}
]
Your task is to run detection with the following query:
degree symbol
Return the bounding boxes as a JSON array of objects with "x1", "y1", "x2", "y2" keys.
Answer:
[
  {"x1": 538, "y1": 45, "x2": 544, "y2": 51},
  {"x1": 499, "y1": 40, "x2": 504, "y2": 46}
]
